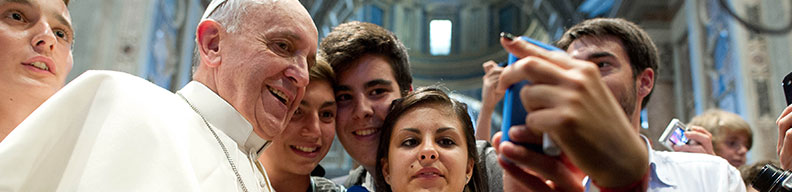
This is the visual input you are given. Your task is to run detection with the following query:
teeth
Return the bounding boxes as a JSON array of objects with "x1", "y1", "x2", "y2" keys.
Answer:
[
  {"x1": 354, "y1": 129, "x2": 376, "y2": 136},
  {"x1": 268, "y1": 87, "x2": 288, "y2": 104},
  {"x1": 30, "y1": 62, "x2": 48, "y2": 71},
  {"x1": 292, "y1": 146, "x2": 317, "y2": 152}
]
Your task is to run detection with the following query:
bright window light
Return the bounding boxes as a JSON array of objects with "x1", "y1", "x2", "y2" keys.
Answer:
[{"x1": 430, "y1": 19, "x2": 452, "y2": 55}]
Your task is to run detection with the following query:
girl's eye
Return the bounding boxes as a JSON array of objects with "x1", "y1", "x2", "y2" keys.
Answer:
[
  {"x1": 401, "y1": 138, "x2": 418, "y2": 147},
  {"x1": 438, "y1": 138, "x2": 456, "y2": 146}
]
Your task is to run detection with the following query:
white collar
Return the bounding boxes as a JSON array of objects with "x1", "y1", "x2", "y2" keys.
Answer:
[
  {"x1": 177, "y1": 81, "x2": 270, "y2": 156},
  {"x1": 640, "y1": 134, "x2": 676, "y2": 187}
]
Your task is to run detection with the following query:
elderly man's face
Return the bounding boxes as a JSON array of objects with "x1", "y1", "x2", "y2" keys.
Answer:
[
  {"x1": 0, "y1": 0, "x2": 73, "y2": 107},
  {"x1": 215, "y1": 0, "x2": 318, "y2": 140}
]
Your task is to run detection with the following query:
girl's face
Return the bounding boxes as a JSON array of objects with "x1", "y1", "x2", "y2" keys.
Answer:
[
  {"x1": 382, "y1": 104, "x2": 473, "y2": 192},
  {"x1": 715, "y1": 130, "x2": 750, "y2": 167}
]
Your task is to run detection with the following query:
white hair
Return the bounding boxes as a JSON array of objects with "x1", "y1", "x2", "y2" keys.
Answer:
[{"x1": 205, "y1": 0, "x2": 269, "y2": 33}]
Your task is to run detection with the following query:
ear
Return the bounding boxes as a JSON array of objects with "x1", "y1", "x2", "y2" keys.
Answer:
[
  {"x1": 381, "y1": 158, "x2": 392, "y2": 185},
  {"x1": 636, "y1": 68, "x2": 654, "y2": 99},
  {"x1": 465, "y1": 157, "x2": 474, "y2": 184},
  {"x1": 196, "y1": 20, "x2": 224, "y2": 68}
]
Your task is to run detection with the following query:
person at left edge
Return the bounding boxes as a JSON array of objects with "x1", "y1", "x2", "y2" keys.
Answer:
[{"x1": 0, "y1": 0, "x2": 317, "y2": 191}]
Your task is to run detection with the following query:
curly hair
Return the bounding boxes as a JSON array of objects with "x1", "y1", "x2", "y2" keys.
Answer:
[{"x1": 319, "y1": 21, "x2": 412, "y2": 96}]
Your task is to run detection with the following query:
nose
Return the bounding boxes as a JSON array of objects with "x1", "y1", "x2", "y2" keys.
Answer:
[
  {"x1": 417, "y1": 142, "x2": 439, "y2": 165},
  {"x1": 352, "y1": 96, "x2": 374, "y2": 120},
  {"x1": 737, "y1": 145, "x2": 748, "y2": 155},
  {"x1": 284, "y1": 58, "x2": 310, "y2": 88},
  {"x1": 300, "y1": 113, "x2": 322, "y2": 138},
  {"x1": 30, "y1": 20, "x2": 57, "y2": 55}
]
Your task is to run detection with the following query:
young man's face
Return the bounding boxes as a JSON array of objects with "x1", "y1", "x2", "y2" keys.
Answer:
[
  {"x1": 334, "y1": 54, "x2": 402, "y2": 170},
  {"x1": 0, "y1": 0, "x2": 73, "y2": 106},
  {"x1": 260, "y1": 79, "x2": 336, "y2": 175},
  {"x1": 566, "y1": 35, "x2": 644, "y2": 123},
  {"x1": 214, "y1": 0, "x2": 317, "y2": 140}
]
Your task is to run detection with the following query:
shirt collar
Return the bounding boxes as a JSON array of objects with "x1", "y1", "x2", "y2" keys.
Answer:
[
  {"x1": 177, "y1": 81, "x2": 270, "y2": 156},
  {"x1": 640, "y1": 134, "x2": 676, "y2": 187}
]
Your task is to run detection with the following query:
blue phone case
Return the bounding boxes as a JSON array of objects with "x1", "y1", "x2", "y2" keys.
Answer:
[{"x1": 501, "y1": 36, "x2": 562, "y2": 153}]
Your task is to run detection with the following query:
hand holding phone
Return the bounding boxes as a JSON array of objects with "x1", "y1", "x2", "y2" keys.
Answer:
[
  {"x1": 658, "y1": 118, "x2": 690, "y2": 151},
  {"x1": 500, "y1": 32, "x2": 561, "y2": 156}
]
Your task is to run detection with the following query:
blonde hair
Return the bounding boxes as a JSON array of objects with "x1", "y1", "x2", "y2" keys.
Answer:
[{"x1": 688, "y1": 109, "x2": 753, "y2": 150}]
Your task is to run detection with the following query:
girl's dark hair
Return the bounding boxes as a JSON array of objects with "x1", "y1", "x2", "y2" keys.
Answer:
[{"x1": 374, "y1": 87, "x2": 487, "y2": 192}]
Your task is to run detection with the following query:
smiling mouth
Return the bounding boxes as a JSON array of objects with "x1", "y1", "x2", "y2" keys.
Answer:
[
  {"x1": 25, "y1": 61, "x2": 50, "y2": 71},
  {"x1": 291, "y1": 145, "x2": 318, "y2": 153},
  {"x1": 353, "y1": 128, "x2": 379, "y2": 136},
  {"x1": 268, "y1": 86, "x2": 288, "y2": 105}
]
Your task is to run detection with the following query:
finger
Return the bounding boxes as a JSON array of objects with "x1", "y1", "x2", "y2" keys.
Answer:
[
  {"x1": 687, "y1": 126, "x2": 712, "y2": 138},
  {"x1": 500, "y1": 142, "x2": 581, "y2": 191},
  {"x1": 493, "y1": 132, "x2": 503, "y2": 154},
  {"x1": 499, "y1": 36, "x2": 574, "y2": 69},
  {"x1": 782, "y1": 129, "x2": 792, "y2": 169},
  {"x1": 685, "y1": 131, "x2": 711, "y2": 146},
  {"x1": 498, "y1": 157, "x2": 552, "y2": 191},
  {"x1": 483, "y1": 60, "x2": 498, "y2": 72},
  {"x1": 779, "y1": 106, "x2": 792, "y2": 153},
  {"x1": 496, "y1": 57, "x2": 567, "y2": 94},
  {"x1": 519, "y1": 84, "x2": 567, "y2": 112},
  {"x1": 507, "y1": 125, "x2": 542, "y2": 144}
]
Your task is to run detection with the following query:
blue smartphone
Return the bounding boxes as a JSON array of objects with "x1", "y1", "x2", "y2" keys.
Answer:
[{"x1": 500, "y1": 33, "x2": 562, "y2": 156}]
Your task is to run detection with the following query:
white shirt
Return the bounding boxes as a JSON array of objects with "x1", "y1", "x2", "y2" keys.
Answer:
[
  {"x1": 584, "y1": 135, "x2": 746, "y2": 192},
  {"x1": 0, "y1": 70, "x2": 274, "y2": 191}
]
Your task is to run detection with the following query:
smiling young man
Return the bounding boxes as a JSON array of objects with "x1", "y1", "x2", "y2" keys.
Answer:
[
  {"x1": 0, "y1": 0, "x2": 317, "y2": 191},
  {"x1": 0, "y1": 0, "x2": 73, "y2": 142},
  {"x1": 319, "y1": 21, "x2": 412, "y2": 191}
]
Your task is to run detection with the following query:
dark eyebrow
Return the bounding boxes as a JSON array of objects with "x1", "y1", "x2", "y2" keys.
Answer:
[
  {"x1": 436, "y1": 127, "x2": 454, "y2": 133},
  {"x1": 320, "y1": 101, "x2": 335, "y2": 108},
  {"x1": 364, "y1": 79, "x2": 393, "y2": 89},
  {"x1": 586, "y1": 52, "x2": 615, "y2": 60},
  {"x1": 334, "y1": 85, "x2": 350, "y2": 92},
  {"x1": 401, "y1": 128, "x2": 420, "y2": 134}
]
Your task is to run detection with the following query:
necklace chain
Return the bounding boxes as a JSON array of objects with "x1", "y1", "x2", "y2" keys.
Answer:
[{"x1": 177, "y1": 93, "x2": 249, "y2": 192}]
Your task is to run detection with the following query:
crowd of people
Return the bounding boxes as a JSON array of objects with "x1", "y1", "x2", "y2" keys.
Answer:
[{"x1": 1, "y1": 0, "x2": 791, "y2": 191}]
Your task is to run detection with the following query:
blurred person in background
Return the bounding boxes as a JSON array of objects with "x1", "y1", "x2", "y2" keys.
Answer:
[{"x1": 675, "y1": 109, "x2": 753, "y2": 168}]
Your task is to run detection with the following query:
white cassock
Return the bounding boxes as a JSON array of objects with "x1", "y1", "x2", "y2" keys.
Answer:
[{"x1": 0, "y1": 70, "x2": 275, "y2": 192}]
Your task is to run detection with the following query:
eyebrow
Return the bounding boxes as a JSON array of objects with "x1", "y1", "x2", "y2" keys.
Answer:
[
  {"x1": 436, "y1": 127, "x2": 454, "y2": 133},
  {"x1": 364, "y1": 79, "x2": 393, "y2": 89},
  {"x1": 586, "y1": 52, "x2": 615, "y2": 60},
  {"x1": 401, "y1": 128, "x2": 420, "y2": 134},
  {"x1": 320, "y1": 101, "x2": 335, "y2": 108}
]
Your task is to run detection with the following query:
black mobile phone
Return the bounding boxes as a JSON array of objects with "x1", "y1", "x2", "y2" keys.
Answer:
[{"x1": 784, "y1": 71, "x2": 792, "y2": 105}]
